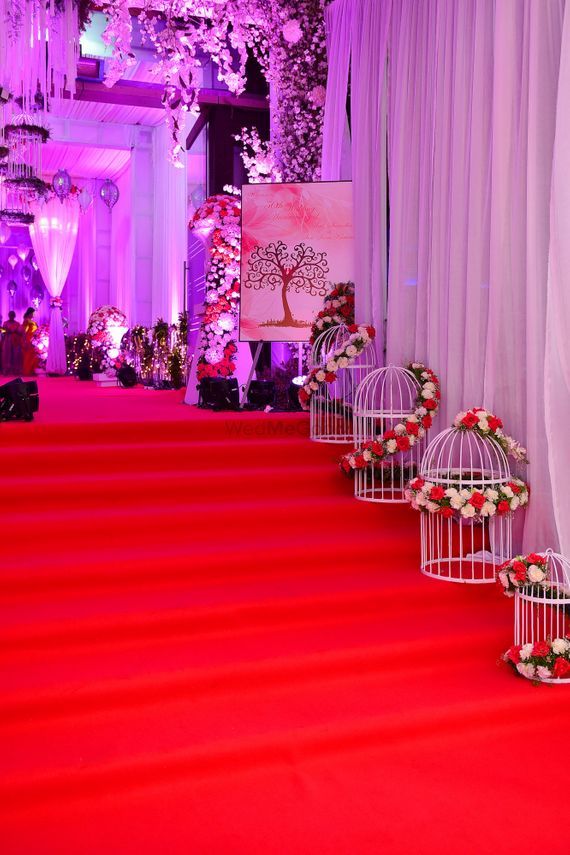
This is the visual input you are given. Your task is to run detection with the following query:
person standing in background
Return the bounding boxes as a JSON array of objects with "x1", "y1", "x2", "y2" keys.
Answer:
[{"x1": 2, "y1": 310, "x2": 23, "y2": 376}]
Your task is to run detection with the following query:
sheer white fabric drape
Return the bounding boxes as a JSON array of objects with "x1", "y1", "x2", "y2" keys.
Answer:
[
  {"x1": 29, "y1": 198, "x2": 79, "y2": 374},
  {"x1": 322, "y1": 0, "x2": 568, "y2": 550},
  {"x1": 546, "y1": 3, "x2": 570, "y2": 555}
]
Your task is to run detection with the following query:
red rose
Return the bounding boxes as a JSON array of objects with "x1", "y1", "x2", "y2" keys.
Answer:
[
  {"x1": 354, "y1": 455, "x2": 366, "y2": 470},
  {"x1": 324, "y1": 372, "x2": 336, "y2": 383},
  {"x1": 298, "y1": 389, "x2": 309, "y2": 403},
  {"x1": 512, "y1": 561, "x2": 527, "y2": 582},
  {"x1": 383, "y1": 429, "x2": 396, "y2": 441},
  {"x1": 347, "y1": 324, "x2": 358, "y2": 334},
  {"x1": 507, "y1": 481, "x2": 521, "y2": 494},
  {"x1": 411, "y1": 477, "x2": 425, "y2": 490},
  {"x1": 488, "y1": 416, "x2": 502, "y2": 431},
  {"x1": 439, "y1": 506, "x2": 454, "y2": 519},
  {"x1": 366, "y1": 326, "x2": 375, "y2": 338},
  {"x1": 461, "y1": 412, "x2": 479, "y2": 428},
  {"x1": 506, "y1": 645, "x2": 522, "y2": 664},
  {"x1": 532, "y1": 641, "x2": 550, "y2": 658},
  {"x1": 424, "y1": 398, "x2": 437, "y2": 410},
  {"x1": 340, "y1": 457, "x2": 351, "y2": 473},
  {"x1": 435, "y1": 390, "x2": 441, "y2": 399},
  {"x1": 527, "y1": 553, "x2": 545, "y2": 564},
  {"x1": 421, "y1": 415, "x2": 432, "y2": 429},
  {"x1": 553, "y1": 657, "x2": 570, "y2": 679},
  {"x1": 396, "y1": 435, "x2": 411, "y2": 452},
  {"x1": 330, "y1": 289, "x2": 339, "y2": 297},
  {"x1": 468, "y1": 492, "x2": 486, "y2": 509},
  {"x1": 497, "y1": 500, "x2": 510, "y2": 515},
  {"x1": 430, "y1": 486, "x2": 445, "y2": 501},
  {"x1": 340, "y1": 304, "x2": 352, "y2": 318},
  {"x1": 406, "y1": 421, "x2": 420, "y2": 436},
  {"x1": 370, "y1": 441, "x2": 384, "y2": 457}
]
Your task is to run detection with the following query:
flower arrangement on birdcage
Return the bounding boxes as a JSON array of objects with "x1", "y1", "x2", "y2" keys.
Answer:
[
  {"x1": 87, "y1": 305, "x2": 128, "y2": 374},
  {"x1": 309, "y1": 282, "x2": 355, "y2": 344},
  {"x1": 504, "y1": 638, "x2": 570, "y2": 681},
  {"x1": 299, "y1": 324, "x2": 376, "y2": 411},
  {"x1": 410, "y1": 407, "x2": 530, "y2": 584},
  {"x1": 31, "y1": 324, "x2": 50, "y2": 368},
  {"x1": 341, "y1": 362, "x2": 441, "y2": 473}
]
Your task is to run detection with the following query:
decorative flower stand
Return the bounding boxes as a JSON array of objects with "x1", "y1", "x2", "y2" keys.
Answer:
[
  {"x1": 510, "y1": 551, "x2": 570, "y2": 683},
  {"x1": 310, "y1": 326, "x2": 377, "y2": 443},
  {"x1": 418, "y1": 426, "x2": 515, "y2": 583},
  {"x1": 352, "y1": 365, "x2": 427, "y2": 502}
]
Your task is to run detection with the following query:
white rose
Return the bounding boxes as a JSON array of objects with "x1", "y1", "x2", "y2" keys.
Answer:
[
  {"x1": 345, "y1": 345, "x2": 357, "y2": 357},
  {"x1": 316, "y1": 320, "x2": 323, "y2": 329},
  {"x1": 423, "y1": 382, "x2": 436, "y2": 391},
  {"x1": 421, "y1": 389, "x2": 434, "y2": 399},
  {"x1": 408, "y1": 435, "x2": 416, "y2": 446},
  {"x1": 460, "y1": 489, "x2": 472, "y2": 501},
  {"x1": 415, "y1": 492, "x2": 427, "y2": 506},
  {"x1": 445, "y1": 488, "x2": 459, "y2": 497},
  {"x1": 510, "y1": 496, "x2": 520, "y2": 511},
  {"x1": 536, "y1": 666, "x2": 552, "y2": 680},
  {"x1": 516, "y1": 662, "x2": 536, "y2": 679},
  {"x1": 527, "y1": 565, "x2": 545, "y2": 583},
  {"x1": 417, "y1": 407, "x2": 427, "y2": 416},
  {"x1": 450, "y1": 494, "x2": 465, "y2": 510},
  {"x1": 395, "y1": 423, "x2": 407, "y2": 435},
  {"x1": 461, "y1": 504, "x2": 476, "y2": 518},
  {"x1": 323, "y1": 316, "x2": 332, "y2": 323},
  {"x1": 326, "y1": 360, "x2": 338, "y2": 372},
  {"x1": 454, "y1": 412, "x2": 466, "y2": 427},
  {"x1": 386, "y1": 439, "x2": 397, "y2": 454},
  {"x1": 519, "y1": 489, "x2": 529, "y2": 506},
  {"x1": 422, "y1": 482, "x2": 435, "y2": 494},
  {"x1": 426, "y1": 501, "x2": 439, "y2": 513},
  {"x1": 362, "y1": 449, "x2": 372, "y2": 462},
  {"x1": 407, "y1": 414, "x2": 418, "y2": 423},
  {"x1": 502, "y1": 485, "x2": 514, "y2": 498},
  {"x1": 498, "y1": 570, "x2": 509, "y2": 589},
  {"x1": 421, "y1": 372, "x2": 430, "y2": 379},
  {"x1": 309, "y1": 381, "x2": 319, "y2": 391},
  {"x1": 337, "y1": 357, "x2": 349, "y2": 369},
  {"x1": 480, "y1": 501, "x2": 496, "y2": 517},
  {"x1": 478, "y1": 418, "x2": 490, "y2": 432},
  {"x1": 552, "y1": 638, "x2": 570, "y2": 655},
  {"x1": 485, "y1": 488, "x2": 499, "y2": 501},
  {"x1": 520, "y1": 643, "x2": 534, "y2": 661},
  {"x1": 418, "y1": 427, "x2": 426, "y2": 439},
  {"x1": 315, "y1": 370, "x2": 326, "y2": 382}
]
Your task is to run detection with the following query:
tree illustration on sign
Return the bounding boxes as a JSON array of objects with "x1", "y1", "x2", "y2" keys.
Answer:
[{"x1": 244, "y1": 241, "x2": 329, "y2": 327}]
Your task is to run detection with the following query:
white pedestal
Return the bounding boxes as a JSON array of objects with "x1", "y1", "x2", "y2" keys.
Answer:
[{"x1": 93, "y1": 373, "x2": 118, "y2": 388}]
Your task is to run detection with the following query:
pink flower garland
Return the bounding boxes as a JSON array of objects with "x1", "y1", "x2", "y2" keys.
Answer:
[{"x1": 299, "y1": 324, "x2": 376, "y2": 411}]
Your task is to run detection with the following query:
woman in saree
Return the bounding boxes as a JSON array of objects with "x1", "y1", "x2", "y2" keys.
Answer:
[
  {"x1": 21, "y1": 307, "x2": 39, "y2": 376},
  {"x1": 2, "y1": 311, "x2": 23, "y2": 376}
]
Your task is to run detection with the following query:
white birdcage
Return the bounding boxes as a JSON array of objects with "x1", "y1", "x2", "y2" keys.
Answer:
[
  {"x1": 514, "y1": 551, "x2": 570, "y2": 684},
  {"x1": 310, "y1": 326, "x2": 377, "y2": 443},
  {"x1": 419, "y1": 427, "x2": 513, "y2": 583},
  {"x1": 352, "y1": 365, "x2": 427, "y2": 502}
]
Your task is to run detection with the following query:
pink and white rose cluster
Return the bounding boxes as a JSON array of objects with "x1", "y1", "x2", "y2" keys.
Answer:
[
  {"x1": 504, "y1": 637, "x2": 570, "y2": 681},
  {"x1": 453, "y1": 407, "x2": 529, "y2": 463},
  {"x1": 406, "y1": 476, "x2": 529, "y2": 520},
  {"x1": 87, "y1": 305, "x2": 128, "y2": 374},
  {"x1": 496, "y1": 552, "x2": 550, "y2": 597}
]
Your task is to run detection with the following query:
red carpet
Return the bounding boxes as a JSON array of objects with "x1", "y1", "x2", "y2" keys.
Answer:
[{"x1": 0, "y1": 378, "x2": 568, "y2": 854}]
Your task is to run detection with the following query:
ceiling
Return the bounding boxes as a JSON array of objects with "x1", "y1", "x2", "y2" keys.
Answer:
[{"x1": 42, "y1": 141, "x2": 131, "y2": 182}]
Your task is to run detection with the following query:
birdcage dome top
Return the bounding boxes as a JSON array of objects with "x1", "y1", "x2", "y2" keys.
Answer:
[
  {"x1": 354, "y1": 364, "x2": 420, "y2": 418},
  {"x1": 420, "y1": 424, "x2": 512, "y2": 487},
  {"x1": 311, "y1": 324, "x2": 376, "y2": 365}
]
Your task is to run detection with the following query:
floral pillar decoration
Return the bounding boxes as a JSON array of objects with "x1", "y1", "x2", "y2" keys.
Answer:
[{"x1": 190, "y1": 190, "x2": 241, "y2": 381}]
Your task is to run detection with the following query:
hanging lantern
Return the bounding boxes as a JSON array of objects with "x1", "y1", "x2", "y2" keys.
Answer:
[
  {"x1": 7, "y1": 253, "x2": 18, "y2": 270},
  {"x1": 52, "y1": 169, "x2": 72, "y2": 203},
  {"x1": 100, "y1": 179, "x2": 119, "y2": 211},
  {"x1": 7, "y1": 280, "x2": 17, "y2": 297},
  {"x1": 21, "y1": 264, "x2": 32, "y2": 284},
  {"x1": 78, "y1": 186, "x2": 93, "y2": 214},
  {"x1": 17, "y1": 244, "x2": 29, "y2": 262},
  {"x1": 31, "y1": 285, "x2": 44, "y2": 308},
  {"x1": 30, "y1": 255, "x2": 38, "y2": 271},
  {"x1": 0, "y1": 221, "x2": 11, "y2": 245}
]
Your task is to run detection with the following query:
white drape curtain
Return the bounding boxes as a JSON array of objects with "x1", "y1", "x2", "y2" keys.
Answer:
[
  {"x1": 546, "y1": 4, "x2": 570, "y2": 555},
  {"x1": 29, "y1": 198, "x2": 79, "y2": 374},
  {"x1": 321, "y1": 0, "x2": 353, "y2": 181},
  {"x1": 322, "y1": 0, "x2": 568, "y2": 551}
]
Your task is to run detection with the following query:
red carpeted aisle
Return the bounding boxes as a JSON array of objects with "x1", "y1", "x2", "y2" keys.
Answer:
[{"x1": 0, "y1": 378, "x2": 568, "y2": 854}]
